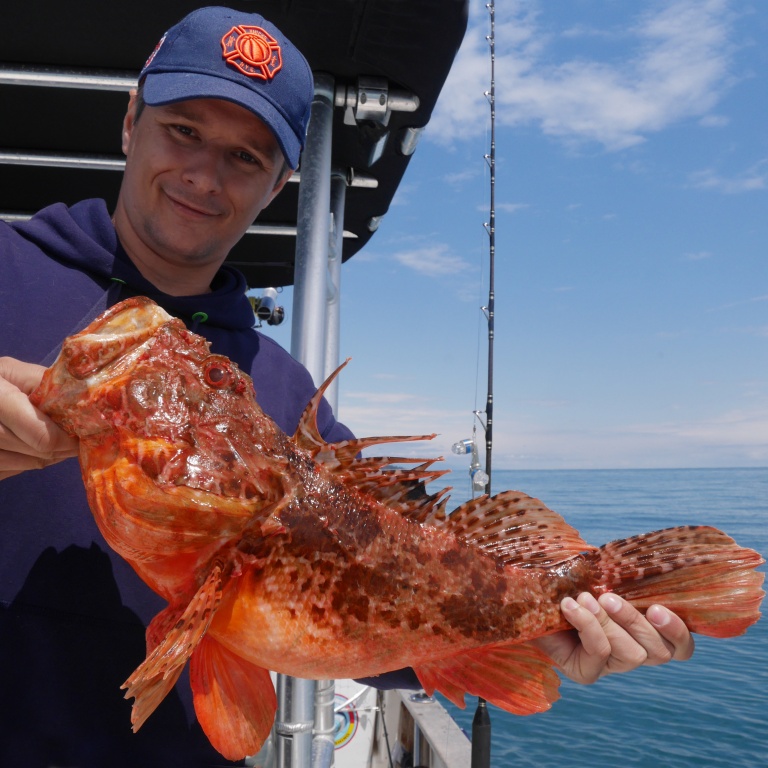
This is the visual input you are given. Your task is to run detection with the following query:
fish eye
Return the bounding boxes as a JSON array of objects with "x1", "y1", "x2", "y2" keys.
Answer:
[{"x1": 203, "y1": 358, "x2": 234, "y2": 389}]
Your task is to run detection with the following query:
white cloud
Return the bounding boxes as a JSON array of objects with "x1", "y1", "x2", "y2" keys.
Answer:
[
  {"x1": 337, "y1": 391, "x2": 768, "y2": 471},
  {"x1": 709, "y1": 294, "x2": 768, "y2": 312},
  {"x1": 699, "y1": 114, "x2": 731, "y2": 127},
  {"x1": 428, "y1": 0, "x2": 738, "y2": 151},
  {"x1": 442, "y1": 169, "x2": 478, "y2": 185},
  {"x1": 688, "y1": 160, "x2": 768, "y2": 193},
  {"x1": 393, "y1": 244, "x2": 470, "y2": 276},
  {"x1": 345, "y1": 391, "x2": 418, "y2": 405},
  {"x1": 496, "y1": 202, "x2": 529, "y2": 214},
  {"x1": 486, "y1": 405, "x2": 768, "y2": 469}
]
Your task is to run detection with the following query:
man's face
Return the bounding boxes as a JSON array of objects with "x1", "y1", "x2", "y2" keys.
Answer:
[{"x1": 114, "y1": 96, "x2": 291, "y2": 285}]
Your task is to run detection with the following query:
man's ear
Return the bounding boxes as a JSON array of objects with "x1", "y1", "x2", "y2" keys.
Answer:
[
  {"x1": 268, "y1": 167, "x2": 293, "y2": 204},
  {"x1": 121, "y1": 89, "x2": 138, "y2": 156}
]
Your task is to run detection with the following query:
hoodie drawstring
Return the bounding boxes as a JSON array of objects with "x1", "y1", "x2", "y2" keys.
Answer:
[
  {"x1": 190, "y1": 312, "x2": 208, "y2": 332},
  {"x1": 39, "y1": 277, "x2": 127, "y2": 366}
]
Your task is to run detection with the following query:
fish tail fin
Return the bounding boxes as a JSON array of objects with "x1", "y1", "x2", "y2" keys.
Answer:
[
  {"x1": 414, "y1": 641, "x2": 560, "y2": 715},
  {"x1": 595, "y1": 526, "x2": 765, "y2": 638},
  {"x1": 190, "y1": 635, "x2": 277, "y2": 762}
]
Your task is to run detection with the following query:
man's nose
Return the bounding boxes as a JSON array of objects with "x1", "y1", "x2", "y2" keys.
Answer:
[{"x1": 181, "y1": 148, "x2": 224, "y2": 194}]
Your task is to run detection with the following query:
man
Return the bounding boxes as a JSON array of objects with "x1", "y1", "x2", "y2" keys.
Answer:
[{"x1": 0, "y1": 7, "x2": 694, "y2": 767}]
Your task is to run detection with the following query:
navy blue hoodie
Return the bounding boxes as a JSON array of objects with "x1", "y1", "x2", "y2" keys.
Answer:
[{"x1": 0, "y1": 199, "x2": 358, "y2": 767}]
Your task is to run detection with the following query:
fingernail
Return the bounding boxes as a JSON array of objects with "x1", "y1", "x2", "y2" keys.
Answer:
[
  {"x1": 647, "y1": 604, "x2": 670, "y2": 627},
  {"x1": 600, "y1": 593, "x2": 622, "y2": 615},
  {"x1": 579, "y1": 593, "x2": 601, "y2": 615},
  {"x1": 562, "y1": 596, "x2": 579, "y2": 611}
]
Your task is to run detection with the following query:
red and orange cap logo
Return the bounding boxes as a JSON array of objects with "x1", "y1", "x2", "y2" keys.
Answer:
[{"x1": 221, "y1": 25, "x2": 282, "y2": 80}]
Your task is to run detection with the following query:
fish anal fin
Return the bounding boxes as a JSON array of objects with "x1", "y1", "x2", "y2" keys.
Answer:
[
  {"x1": 190, "y1": 635, "x2": 277, "y2": 761},
  {"x1": 122, "y1": 564, "x2": 224, "y2": 731},
  {"x1": 414, "y1": 641, "x2": 560, "y2": 715},
  {"x1": 446, "y1": 490, "x2": 594, "y2": 567}
]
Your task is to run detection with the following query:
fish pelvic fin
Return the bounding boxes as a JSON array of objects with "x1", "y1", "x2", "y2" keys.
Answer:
[
  {"x1": 121, "y1": 563, "x2": 224, "y2": 731},
  {"x1": 190, "y1": 635, "x2": 277, "y2": 762},
  {"x1": 595, "y1": 526, "x2": 765, "y2": 637},
  {"x1": 414, "y1": 641, "x2": 560, "y2": 715}
]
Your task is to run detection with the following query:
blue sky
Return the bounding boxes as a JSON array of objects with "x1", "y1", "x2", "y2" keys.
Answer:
[{"x1": 264, "y1": 0, "x2": 767, "y2": 472}]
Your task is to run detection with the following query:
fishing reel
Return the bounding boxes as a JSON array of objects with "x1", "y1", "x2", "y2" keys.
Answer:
[
  {"x1": 249, "y1": 288, "x2": 285, "y2": 327},
  {"x1": 451, "y1": 437, "x2": 490, "y2": 493}
]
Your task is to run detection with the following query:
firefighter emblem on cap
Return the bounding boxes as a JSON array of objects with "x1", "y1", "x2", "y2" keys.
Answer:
[{"x1": 221, "y1": 26, "x2": 282, "y2": 80}]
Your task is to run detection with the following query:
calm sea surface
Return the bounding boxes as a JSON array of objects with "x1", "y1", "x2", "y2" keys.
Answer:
[{"x1": 429, "y1": 467, "x2": 767, "y2": 768}]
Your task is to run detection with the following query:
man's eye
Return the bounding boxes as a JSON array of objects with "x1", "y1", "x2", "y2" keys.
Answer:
[
  {"x1": 174, "y1": 124, "x2": 194, "y2": 137},
  {"x1": 236, "y1": 151, "x2": 259, "y2": 165}
]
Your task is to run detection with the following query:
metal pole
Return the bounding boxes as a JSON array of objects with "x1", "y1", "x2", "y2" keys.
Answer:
[
  {"x1": 324, "y1": 172, "x2": 347, "y2": 412},
  {"x1": 291, "y1": 72, "x2": 335, "y2": 384},
  {"x1": 275, "y1": 676, "x2": 316, "y2": 768},
  {"x1": 311, "y1": 680, "x2": 336, "y2": 768},
  {"x1": 280, "y1": 72, "x2": 335, "y2": 768}
]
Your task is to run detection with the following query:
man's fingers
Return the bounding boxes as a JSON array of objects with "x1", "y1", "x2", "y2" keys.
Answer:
[
  {"x1": 0, "y1": 392, "x2": 76, "y2": 458},
  {"x1": 565, "y1": 593, "x2": 613, "y2": 658},
  {"x1": 0, "y1": 448, "x2": 72, "y2": 480},
  {"x1": 646, "y1": 604, "x2": 696, "y2": 661},
  {"x1": 598, "y1": 592, "x2": 674, "y2": 669},
  {"x1": 0, "y1": 359, "x2": 79, "y2": 472},
  {"x1": 0, "y1": 357, "x2": 49, "y2": 393}
]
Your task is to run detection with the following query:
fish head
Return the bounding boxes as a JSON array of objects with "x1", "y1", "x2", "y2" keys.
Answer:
[
  {"x1": 31, "y1": 297, "x2": 283, "y2": 498},
  {"x1": 31, "y1": 297, "x2": 180, "y2": 436}
]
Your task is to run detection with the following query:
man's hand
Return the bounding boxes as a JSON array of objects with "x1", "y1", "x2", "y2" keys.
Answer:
[
  {"x1": 0, "y1": 356, "x2": 78, "y2": 480},
  {"x1": 532, "y1": 592, "x2": 695, "y2": 684}
]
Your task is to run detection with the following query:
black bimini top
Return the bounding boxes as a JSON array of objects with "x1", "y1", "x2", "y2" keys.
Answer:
[{"x1": 0, "y1": 0, "x2": 468, "y2": 287}]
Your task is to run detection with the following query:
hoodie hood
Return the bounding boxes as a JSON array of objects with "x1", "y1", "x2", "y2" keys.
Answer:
[{"x1": 13, "y1": 199, "x2": 257, "y2": 332}]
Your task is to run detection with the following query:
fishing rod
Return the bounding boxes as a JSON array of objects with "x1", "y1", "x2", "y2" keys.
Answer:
[
  {"x1": 451, "y1": 0, "x2": 496, "y2": 503},
  {"x1": 472, "y1": 4, "x2": 496, "y2": 768},
  {"x1": 482, "y1": 0, "x2": 496, "y2": 500}
]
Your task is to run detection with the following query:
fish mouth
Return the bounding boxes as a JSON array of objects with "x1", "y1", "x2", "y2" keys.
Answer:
[
  {"x1": 61, "y1": 297, "x2": 175, "y2": 380},
  {"x1": 31, "y1": 298, "x2": 179, "y2": 432}
]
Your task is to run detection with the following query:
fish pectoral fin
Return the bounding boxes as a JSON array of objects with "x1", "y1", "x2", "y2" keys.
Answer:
[
  {"x1": 414, "y1": 641, "x2": 560, "y2": 715},
  {"x1": 190, "y1": 635, "x2": 277, "y2": 762},
  {"x1": 121, "y1": 564, "x2": 224, "y2": 731}
]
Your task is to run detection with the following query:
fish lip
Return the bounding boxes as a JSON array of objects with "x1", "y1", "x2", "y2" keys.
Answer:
[{"x1": 59, "y1": 297, "x2": 174, "y2": 379}]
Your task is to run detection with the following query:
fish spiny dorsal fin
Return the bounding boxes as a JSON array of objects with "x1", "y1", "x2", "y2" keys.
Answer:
[
  {"x1": 341, "y1": 458, "x2": 447, "y2": 493},
  {"x1": 329, "y1": 453, "x2": 453, "y2": 522},
  {"x1": 313, "y1": 434, "x2": 439, "y2": 470},
  {"x1": 290, "y1": 354, "x2": 440, "y2": 466},
  {"x1": 445, "y1": 490, "x2": 594, "y2": 567},
  {"x1": 292, "y1": 358, "x2": 351, "y2": 453}
]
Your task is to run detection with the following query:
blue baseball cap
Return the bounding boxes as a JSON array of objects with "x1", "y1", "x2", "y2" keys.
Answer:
[{"x1": 139, "y1": 6, "x2": 313, "y2": 169}]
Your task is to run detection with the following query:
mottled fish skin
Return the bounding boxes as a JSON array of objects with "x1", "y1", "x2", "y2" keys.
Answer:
[{"x1": 30, "y1": 297, "x2": 765, "y2": 762}]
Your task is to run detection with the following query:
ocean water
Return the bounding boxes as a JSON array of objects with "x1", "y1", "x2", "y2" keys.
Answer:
[{"x1": 430, "y1": 467, "x2": 767, "y2": 768}]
